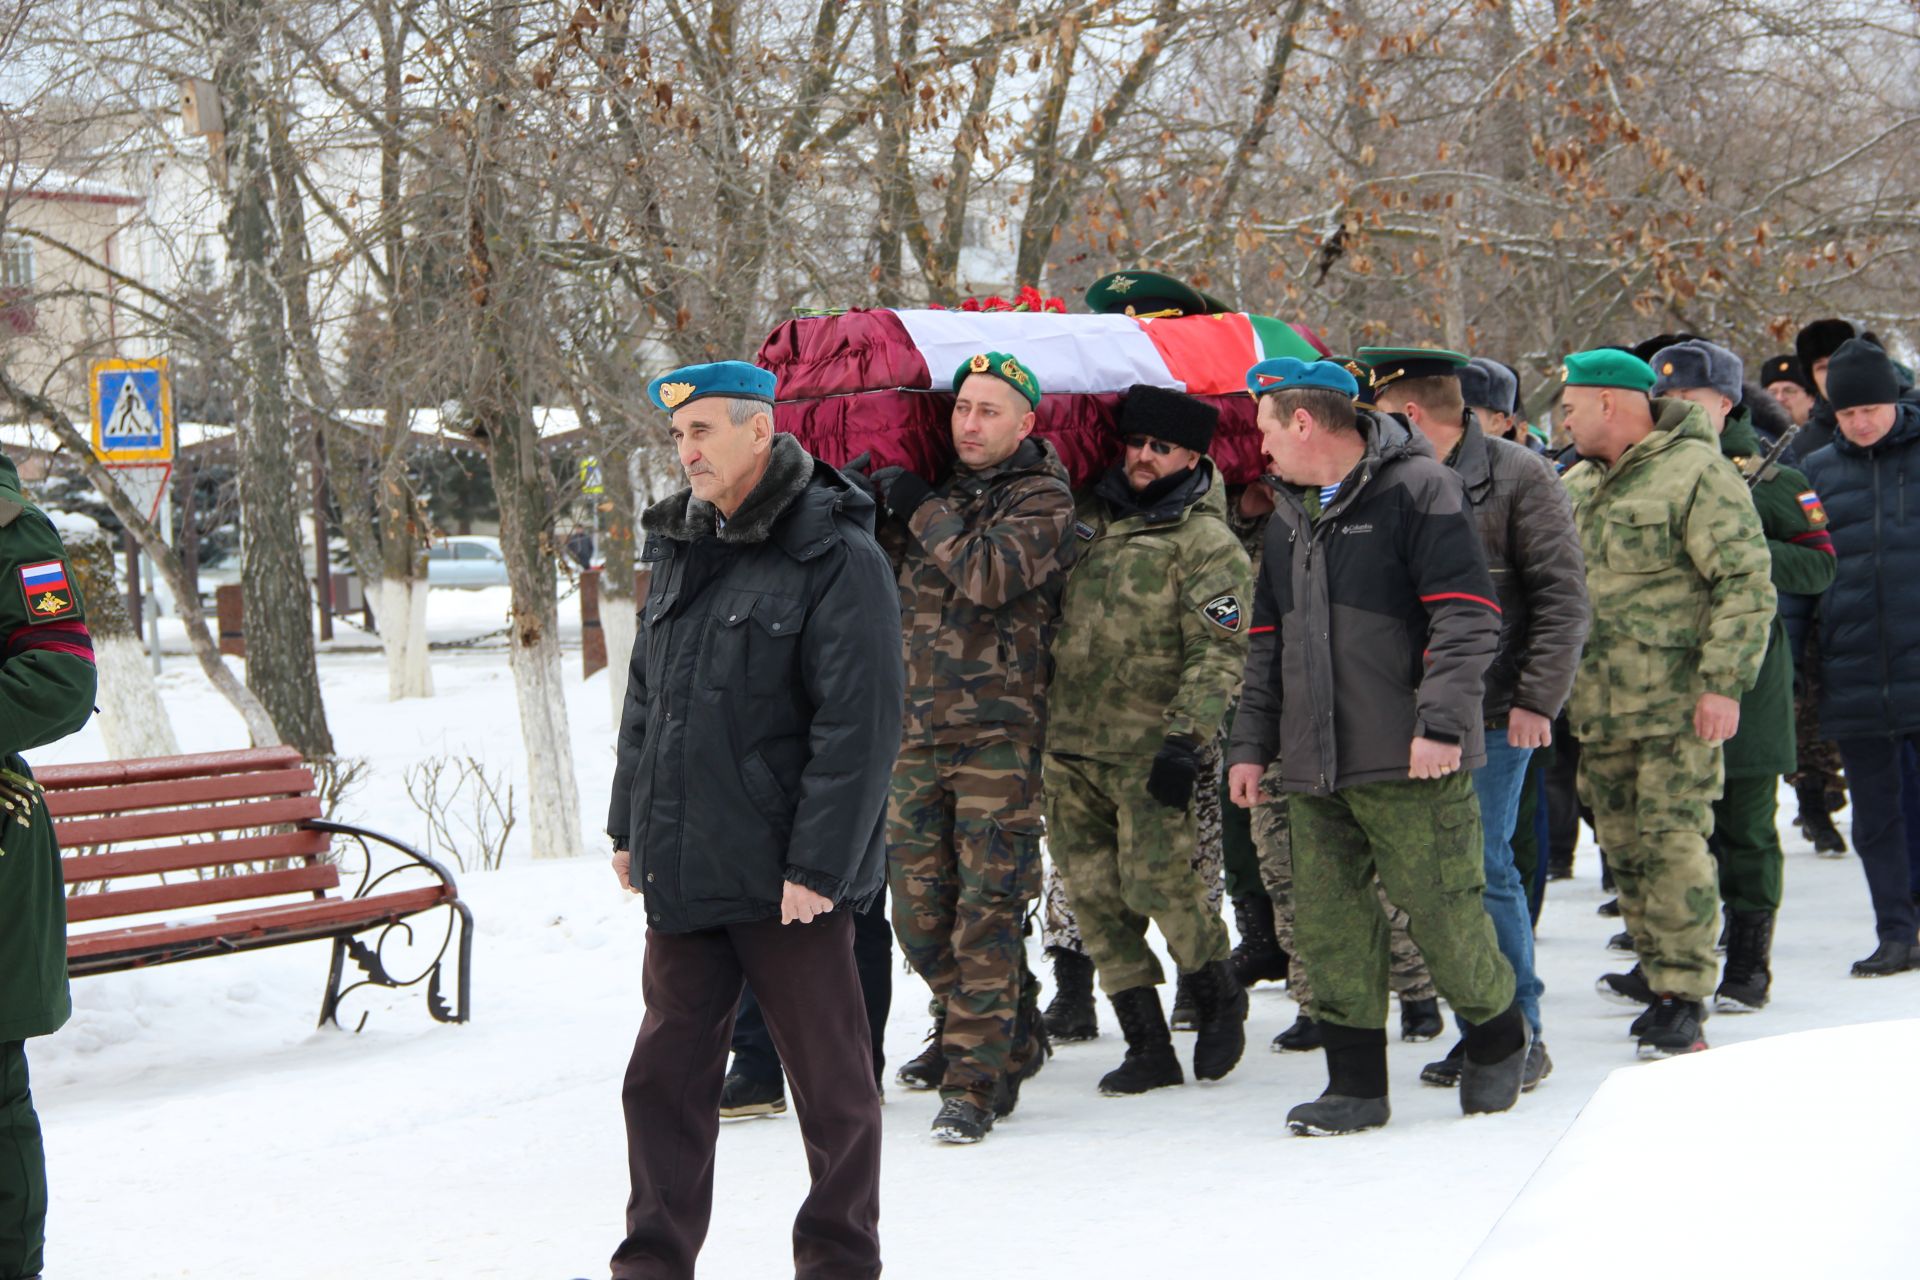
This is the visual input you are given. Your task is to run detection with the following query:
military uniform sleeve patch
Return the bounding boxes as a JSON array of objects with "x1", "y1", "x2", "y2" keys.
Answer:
[
  {"x1": 1074, "y1": 520, "x2": 1098, "y2": 541},
  {"x1": 19, "y1": 559, "x2": 78, "y2": 622},
  {"x1": 1797, "y1": 491, "x2": 1828, "y2": 526},
  {"x1": 1202, "y1": 594, "x2": 1243, "y2": 633}
]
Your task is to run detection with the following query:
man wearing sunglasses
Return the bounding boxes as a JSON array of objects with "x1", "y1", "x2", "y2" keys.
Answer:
[{"x1": 1045, "y1": 384, "x2": 1254, "y2": 1096}]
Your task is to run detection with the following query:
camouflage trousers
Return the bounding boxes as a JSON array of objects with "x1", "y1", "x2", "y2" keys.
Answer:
[
  {"x1": 1043, "y1": 750, "x2": 1232, "y2": 995},
  {"x1": 1250, "y1": 764, "x2": 1435, "y2": 1009},
  {"x1": 1289, "y1": 771, "x2": 1515, "y2": 1031},
  {"x1": 1577, "y1": 733, "x2": 1723, "y2": 1001},
  {"x1": 887, "y1": 739, "x2": 1044, "y2": 1109},
  {"x1": 1042, "y1": 737, "x2": 1225, "y2": 957}
]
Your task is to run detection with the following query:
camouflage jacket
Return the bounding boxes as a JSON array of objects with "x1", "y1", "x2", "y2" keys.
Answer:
[
  {"x1": 1048, "y1": 459, "x2": 1253, "y2": 759},
  {"x1": 887, "y1": 438, "x2": 1075, "y2": 747},
  {"x1": 1563, "y1": 398, "x2": 1776, "y2": 742}
]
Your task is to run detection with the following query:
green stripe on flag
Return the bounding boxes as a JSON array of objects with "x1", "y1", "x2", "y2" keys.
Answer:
[{"x1": 1248, "y1": 315, "x2": 1320, "y2": 362}]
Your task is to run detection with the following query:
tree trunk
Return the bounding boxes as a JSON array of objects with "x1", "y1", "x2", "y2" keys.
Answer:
[
  {"x1": 466, "y1": 4, "x2": 584, "y2": 860},
  {"x1": 600, "y1": 441, "x2": 639, "y2": 729},
  {"x1": 377, "y1": 392, "x2": 432, "y2": 698},
  {"x1": 217, "y1": 1, "x2": 333, "y2": 755},
  {"x1": 66, "y1": 525, "x2": 180, "y2": 758}
]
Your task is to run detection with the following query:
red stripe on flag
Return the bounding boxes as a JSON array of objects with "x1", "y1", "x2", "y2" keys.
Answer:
[{"x1": 1136, "y1": 314, "x2": 1257, "y2": 395}]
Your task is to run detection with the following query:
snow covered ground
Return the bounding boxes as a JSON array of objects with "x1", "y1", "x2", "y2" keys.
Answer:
[{"x1": 27, "y1": 596, "x2": 1920, "y2": 1278}]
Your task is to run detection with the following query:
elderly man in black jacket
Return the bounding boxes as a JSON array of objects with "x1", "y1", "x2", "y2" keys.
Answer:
[{"x1": 607, "y1": 360, "x2": 904, "y2": 1280}]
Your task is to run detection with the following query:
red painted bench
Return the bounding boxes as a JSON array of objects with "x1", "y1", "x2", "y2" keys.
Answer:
[{"x1": 43, "y1": 747, "x2": 472, "y2": 1029}]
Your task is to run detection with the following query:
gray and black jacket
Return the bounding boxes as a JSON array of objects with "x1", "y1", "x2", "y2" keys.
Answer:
[
  {"x1": 608, "y1": 434, "x2": 905, "y2": 933},
  {"x1": 1448, "y1": 410, "x2": 1589, "y2": 725},
  {"x1": 1226, "y1": 411, "x2": 1500, "y2": 794}
]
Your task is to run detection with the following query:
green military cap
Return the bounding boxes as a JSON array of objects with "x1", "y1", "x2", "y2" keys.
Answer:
[
  {"x1": 1356, "y1": 346, "x2": 1469, "y2": 393},
  {"x1": 1322, "y1": 354, "x2": 1378, "y2": 408},
  {"x1": 1561, "y1": 347, "x2": 1657, "y2": 392},
  {"x1": 953, "y1": 351, "x2": 1042, "y2": 408},
  {"x1": 1085, "y1": 269, "x2": 1233, "y2": 318}
]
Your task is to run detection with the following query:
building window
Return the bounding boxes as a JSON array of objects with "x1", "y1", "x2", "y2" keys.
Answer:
[{"x1": 0, "y1": 234, "x2": 34, "y2": 334}]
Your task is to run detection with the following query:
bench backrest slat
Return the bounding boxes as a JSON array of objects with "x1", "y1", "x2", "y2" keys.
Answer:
[
  {"x1": 43, "y1": 768, "x2": 317, "y2": 818},
  {"x1": 65, "y1": 863, "x2": 341, "y2": 924},
  {"x1": 62, "y1": 830, "x2": 334, "y2": 883},
  {"x1": 36, "y1": 747, "x2": 306, "y2": 790},
  {"x1": 54, "y1": 796, "x2": 323, "y2": 849}
]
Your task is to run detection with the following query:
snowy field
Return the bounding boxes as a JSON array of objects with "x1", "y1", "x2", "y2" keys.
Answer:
[{"x1": 26, "y1": 587, "x2": 1920, "y2": 1278}]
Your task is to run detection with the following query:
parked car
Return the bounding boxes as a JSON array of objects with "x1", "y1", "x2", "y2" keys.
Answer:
[{"x1": 426, "y1": 536, "x2": 510, "y2": 589}]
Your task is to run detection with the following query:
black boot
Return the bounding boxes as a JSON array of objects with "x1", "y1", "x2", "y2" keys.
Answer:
[
  {"x1": 1596, "y1": 896, "x2": 1621, "y2": 918},
  {"x1": 1459, "y1": 1004, "x2": 1529, "y2": 1115},
  {"x1": 1187, "y1": 960, "x2": 1249, "y2": 1081},
  {"x1": 1229, "y1": 893, "x2": 1290, "y2": 987},
  {"x1": 1795, "y1": 779, "x2": 1848, "y2": 856},
  {"x1": 1850, "y1": 939, "x2": 1919, "y2": 978},
  {"x1": 930, "y1": 1096, "x2": 994, "y2": 1144},
  {"x1": 1636, "y1": 995, "x2": 1708, "y2": 1058},
  {"x1": 1098, "y1": 986, "x2": 1184, "y2": 1096},
  {"x1": 1596, "y1": 963, "x2": 1656, "y2": 1008},
  {"x1": 1714, "y1": 910, "x2": 1775, "y2": 1012},
  {"x1": 894, "y1": 1014, "x2": 945, "y2": 1091},
  {"x1": 1606, "y1": 929, "x2": 1636, "y2": 954},
  {"x1": 1272, "y1": 1013, "x2": 1323, "y2": 1052},
  {"x1": 718, "y1": 1070, "x2": 787, "y2": 1119},
  {"x1": 1547, "y1": 854, "x2": 1574, "y2": 881},
  {"x1": 1399, "y1": 996, "x2": 1443, "y2": 1042},
  {"x1": 1169, "y1": 971, "x2": 1199, "y2": 1032},
  {"x1": 1286, "y1": 1023, "x2": 1390, "y2": 1136},
  {"x1": 1043, "y1": 947, "x2": 1099, "y2": 1042}
]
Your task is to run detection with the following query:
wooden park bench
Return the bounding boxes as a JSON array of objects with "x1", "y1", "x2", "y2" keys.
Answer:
[{"x1": 40, "y1": 747, "x2": 472, "y2": 1029}]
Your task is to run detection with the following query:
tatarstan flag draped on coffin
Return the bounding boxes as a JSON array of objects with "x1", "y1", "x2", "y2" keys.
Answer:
[{"x1": 755, "y1": 308, "x2": 1326, "y2": 488}]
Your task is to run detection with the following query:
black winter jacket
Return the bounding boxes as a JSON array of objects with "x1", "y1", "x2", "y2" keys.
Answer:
[
  {"x1": 1228, "y1": 411, "x2": 1501, "y2": 793},
  {"x1": 609, "y1": 434, "x2": 905, "y2": 932},
  {"x1": 1800, "y1": 402, "x2": 1920, "y2": 740}
]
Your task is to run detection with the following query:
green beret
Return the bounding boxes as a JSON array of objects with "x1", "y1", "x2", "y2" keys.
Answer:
[
  {"x1": 1561, "y1": 348, "x2": 1656, "y2": 392},
  {"x1": 1084, "y1": 270, "x2": 1232, "y2": 318},
  {"x1": 953, "y1": 351, "x2": 1042, "y2": 408}
]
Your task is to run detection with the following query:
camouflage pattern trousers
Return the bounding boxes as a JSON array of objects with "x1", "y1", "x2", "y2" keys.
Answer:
[
  {"x1": 1042, "y1": 737, "x2": 1225, "y2": 957},
  {"x1": 1787, "y1": 659, "x2": 1847, "y2": 801},
  {"x1": 1250, "y1": 764, "x2": 1435, "y2": 1009},
  {"x1": 1288, "y1": 771, "x2": 1514, "y2": 1031},
  {"x1": 1043, "y1": 750, "x2": 1232, "y2": 995},
  {"x1": 1577, "y1": 733, "x2": 1724, "y2": 1001},
  {"x1": 887, "y1": 739, "x2": 1043, "y2": 1109}
]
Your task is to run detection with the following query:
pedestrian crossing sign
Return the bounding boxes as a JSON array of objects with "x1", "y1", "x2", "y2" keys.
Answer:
[{"x1": 90, "y1": 357, "x2": 174, "y2": 462}]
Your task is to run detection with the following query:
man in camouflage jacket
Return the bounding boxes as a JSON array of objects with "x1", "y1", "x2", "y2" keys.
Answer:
[
  {"x1": 1046, "y1": 384, "x2": 1252, "y2": 1096},
  {"x1": 1559, "y1": 348, "x2": 1774, "y2": 1059},
  {"x1": 868, "y1": 351, "x2": 1074, "y2": 1144}
]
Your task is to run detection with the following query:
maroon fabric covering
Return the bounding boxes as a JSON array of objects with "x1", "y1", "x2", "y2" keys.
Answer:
[
  {"x1": 773, "y1": 390, "x2": 1266, "y2": 489},
  {"x1": 757, "y1": 309, "x2": 932, "y2": 397}
]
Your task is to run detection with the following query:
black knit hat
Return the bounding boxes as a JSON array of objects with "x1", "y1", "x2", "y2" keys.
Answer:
[
  {"x1": 1119, "y1": 384, "x2": 1218, "y2": 454},
  {"x1": 1629, "y1": 332, "x2": 1700, "y2": 365},
  {"x1": 1759, "y1": 354, "x2": 1813, "y2": 396},
  {"x1": 1795, "y1": 318, "x2": 1857, "y2": 372},
  {"x1": 1825, "y1": 338, "x2": 1902, "y2": 411}
]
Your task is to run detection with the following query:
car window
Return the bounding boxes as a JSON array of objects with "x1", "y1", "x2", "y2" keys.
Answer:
[{"x1": 427, "y1": 545, "x2": 451, "y2": 561}]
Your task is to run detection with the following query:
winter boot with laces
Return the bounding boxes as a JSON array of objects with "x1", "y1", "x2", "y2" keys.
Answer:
[
  {"x1": 1097, "y1": 986, "x2": 1184, "y2": 1096},
  {"x1": 1187, "y1": 960, "x2": 1249, "y2": 1081},
  {"x1": 1714, "y1": 910, "x2": 1775, "y2": 1012},
  {"x1": 1637, "y1": 995, "x2": 1709, "y2": 1059},
  {"x1": 1042, "y1": 947, "x2": 1100, "y2": 1042},
  {"x1": 1169, "y1": 971, "x2": 1199, "y2": 1032},
  {"x1": 894, "y1": 1013, "x2": 945, "y2": 1092},
  {"x1": 1229, "y1": 893, "x2": 1290, "y2": 987},
  {"x1": 1597, "y1": 963, "x2": 1657, "y2": 1008}
]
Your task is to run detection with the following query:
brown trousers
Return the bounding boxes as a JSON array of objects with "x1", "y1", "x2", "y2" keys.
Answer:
[{"x1": 614, "y1": 911, "x2": 882, "y2": 1280}]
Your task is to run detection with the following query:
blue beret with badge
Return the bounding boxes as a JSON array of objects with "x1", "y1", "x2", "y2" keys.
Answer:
[
  {"x1": 646, "y1": 360, "x2": 778, "y2": 413},
  {"x1": 1245, "y1": 356, "x2": 1360, "y2": 399},
  {"x1": 1651, "y1": 339, "x2": 1744, "y2": 405}
]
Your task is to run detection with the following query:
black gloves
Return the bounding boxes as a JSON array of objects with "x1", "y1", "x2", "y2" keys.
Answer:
[
  {"x1": 1146, "y1": 735, "x2": 1204, "y2": 811},
  {"x1": 882, "y1": 470, "x2": 934, "y2": 522},
  {"x1": 841, "y1": 451, "x2": 881, "y2": 504}
]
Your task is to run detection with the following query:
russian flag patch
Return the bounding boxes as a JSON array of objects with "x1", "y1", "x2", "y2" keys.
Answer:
[
  {"x1": 1797, "y1": 491, "x2": 1827, "y2": 527},
  {"x1": 19, "y1": 559, "x2": 77, "y2": 622}
]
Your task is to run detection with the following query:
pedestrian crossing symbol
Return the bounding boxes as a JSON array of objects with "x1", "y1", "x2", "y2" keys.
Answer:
[{"x1": 90, "y1": 358, "x2": 174, "y2": 462}]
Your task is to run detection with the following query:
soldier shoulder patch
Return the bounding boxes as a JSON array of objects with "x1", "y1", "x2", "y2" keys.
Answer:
[
  {"x1": 19, "y1": 558, "x2": 78, "y2": 622},
  {"x1": 1796, "y1": 491, "x2": 1828, "y2": 527},
  {"x1": 1073, "y1": 520, "x2": 1098, "y2": 541},
  {"x1": 1202, "y1": 594, "x2": 1243, "y2": 633}
]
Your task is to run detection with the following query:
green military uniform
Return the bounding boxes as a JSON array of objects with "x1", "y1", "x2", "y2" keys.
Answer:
[
  {"x1": 1045, "y1": 458, "x2": 1250, "y2": 995},
  {"x1": 1565, "y1": 400, "x2": 1775, "y2": 1001},
  {"x1": 1714, "y1": 409, "x2": 1836, "y2": 913},
  {"x1": 0, "y1": 453, "x2": 98, "y2": 1280},
  {"x1": 880, "y1": 354, "x2": 1075, "y2": 1114}
]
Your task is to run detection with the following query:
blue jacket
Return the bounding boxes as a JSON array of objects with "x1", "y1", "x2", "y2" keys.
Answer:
[{"x1": 1801, "y1": 402, "x2": 1920, "y2": 739}]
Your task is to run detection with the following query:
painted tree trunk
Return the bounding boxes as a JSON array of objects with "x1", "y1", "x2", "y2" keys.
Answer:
[{"x1": 65, "y1": 527, "x2": 180, "y2": 758}]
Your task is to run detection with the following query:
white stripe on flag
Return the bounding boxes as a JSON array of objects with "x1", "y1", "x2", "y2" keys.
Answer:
[
  {"x1": 892, "y1": 310, "x2": 1181, "y2": 395},
  {"x1": 21, "y1": 561, "x2": 65, "y2": 584}
]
